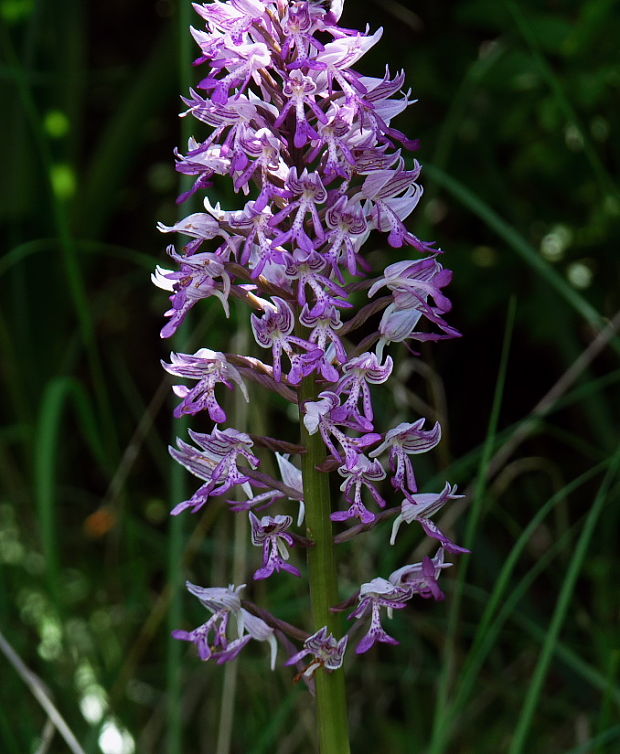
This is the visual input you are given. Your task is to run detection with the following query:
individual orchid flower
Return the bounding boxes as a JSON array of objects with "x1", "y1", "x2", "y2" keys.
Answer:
[
  {"x1": 348, "y1": 578, "x2": 411, "y2": 654},
  {"x1": 332, "y1": 454, "x2": 386, "y2": 524},
  {"x1": 370, "y1": 418, "x2": 441, "y2": 497},
  {"x1": 249, "y1": 512, "x2": 301, "y2": 580},
  {"x1": 197, "y1": 41, "x2": 272, "y2": 105},
  {"x1": 333, "y1": 352, "x2": 393, "y2": 427},
  {"x1": 367, "y1": 256, "x2": 453, "y2": 313},
  {"x1": 323, "y1": 195, "x2": 369, "y2": 278},
  {"x1": 169, "y1": 428, "x2": 258, "y2": 515},
  {"x1": 172, "y1": 581, "x2": 277, "y2": 668},
  {"x1": 286, "y1": 627, "x2": 348, "y2": 680},
  {"x1": 270, "y1": 168, "x2": 327, "y2": 252},
  {"x1": 285, "y1": 249, "x2": 351, "y2": 318},
  {"x1": 152, "y1": 248, "x2": 231, "y2": 338},
  {"x1": 389, "y1": 548, "x2": 453, "y2": 603},
  {"x1": 300, "y1": 304, "x2": 347, "y2": 373},
  {"x1": 303, "y1": 391, "x2": 381, "y2": 468},
  {"x1": 274, "y1": 68, "x2": 327, "y2": 148},
  {"x1": 162, "y1": 348, "x2": 249, "y2": 421},
  {"x1": 390, "y1": 482, "x2": 470, "y2": 554},
  {"x1": 250, "y1": 296, "x2": 317, "y2": 382}
]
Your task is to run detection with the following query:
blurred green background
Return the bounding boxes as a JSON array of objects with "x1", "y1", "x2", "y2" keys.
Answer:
[{"x1": 1, "y1": 0, "x2": 619, "y2": 752}]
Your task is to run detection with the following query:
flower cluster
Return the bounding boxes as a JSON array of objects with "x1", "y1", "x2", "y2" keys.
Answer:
[{"x1": 157, "y1": 0, "x2": 467, "y2": 678}]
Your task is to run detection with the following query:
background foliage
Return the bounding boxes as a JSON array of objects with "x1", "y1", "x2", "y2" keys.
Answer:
[{"x1": 1, "y1": 0, "x2": 619, "y2": 752}]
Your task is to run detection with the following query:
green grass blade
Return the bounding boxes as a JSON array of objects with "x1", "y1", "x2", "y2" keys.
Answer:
[
  {"x1": 0, "y1": 239, "x2": 155, "y2": 279},
  {"x1": 424, "y1": 164, "x2": 620, "y2": 356},
  {"x1": 504, "y1": 0, "x2": 618, "y2": 199},
  {"x1": 564, "y1": 726, "x2": 620, "y2": 754},
  {"x1": 0, "y1": 23, "x2": 120, "y2": 459},
  {"x1": 449, "y1": 459, "x2": 611, "y2": 724},
  {"x1": 516, "y1": 616, "x2": 620, "y2": 709},
  {"x1": 436, "y1": 509, "x2": 619, "y2": 747},
  {"x1": 508, "y1": 452, "x2": 620, "y2": 754},
  {"x1": 430, "y1": 298, "x2": 516, "y2": 754},
  {"x1": 597, "y1": 649, "x2": 620, "y2": 754},
  {"x1": 35, "y1": 376, "x2": 112, "y2": 606}
]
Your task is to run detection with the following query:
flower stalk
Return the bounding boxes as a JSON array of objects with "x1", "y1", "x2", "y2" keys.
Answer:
[{"x1": 300, "y1": 371, "x2": 350, "y2": 753}]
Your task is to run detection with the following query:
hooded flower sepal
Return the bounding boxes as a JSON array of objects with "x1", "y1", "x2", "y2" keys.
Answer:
[
  {"x1": 172, "y1": 581, "x2": 278, "y2": 669},
  {"x1": 249, "y1": 512, "x2": 301, "y2": 580},
  {"x1": 390, "y1": 481, "x2": 470, "y2": 554},
  {"x1": 367, "y1": 256, "x2": 453, "y2": 313},
  {"x1": 286, "y1": 627, "x2": 348, "y2": 681}
]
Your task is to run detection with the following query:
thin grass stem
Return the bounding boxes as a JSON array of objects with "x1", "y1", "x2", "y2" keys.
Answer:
[{"x1": 430, "y1": 298, "x2": 515, "y2": 754}]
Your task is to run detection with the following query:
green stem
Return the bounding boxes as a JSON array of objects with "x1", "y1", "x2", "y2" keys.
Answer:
[{"x1": 299, "y1": 375, "x2": 350, "y2": 754}]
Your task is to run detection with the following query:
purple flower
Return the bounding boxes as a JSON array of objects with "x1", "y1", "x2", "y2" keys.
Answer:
[
  {"x1": 323, "y1": 196, "x2": 369, "y2": 277},
  {"x1": 332, "y1": 454, "x2": 386, "y2": 524},
  {"x1": 169, "y1": 428, "x2": 259, "y2": 515},
  {"x1": 302, "y1": 391, "x2": 381, "y2": 468},
  {"x1": 333, "y1": 352, "x2": 393, "y2": 428},
  {"x1": 286, "y1": 627, "x2": 348, "y2": 679},
  {"x1": 348, "y1": 578, "x2": 411, "y2": 654},
  {"x1": 158, "y1": 0, "x2": 467, "y2": 674},
  {"x1": 250, "y1": 296, "x2": 317, "y2": 383},
  {"x1": 350, "y1": 550, "x2": 452, "y2": 654},
  {"x1": 162, "y1": 348, "x2": 248, "y2": 421},
  {"x1": 285, "y1": 249, "x2": 351, "y2": 318},
  {"x1": 197, "y1": 40, "x2": 271, "y2": 105},
  {"x1": 156, "y1": 212, "x2": 225, "y2": 251},
  {"x1": 368, "y1": 256, "x2": 453, "y2": 313},
  {"x1": 249, "y1": 512, "x2": 301, "y2": 580},
  {"x1": 370, "y1": 418, "x2": 441, "y2": 497},
  {"x1": 152, "y1": 248, "x2": 231, "y2": 338},
  {"x1": 274, "y1": 68, "x2": 327, "y2": 148},
  {"x1": 172, "y1": 581, "x2": 277, "y2": 667},
  {"x1": 233, "y1": 127, "x2": 284, "y2": 195},
  {"x1": 270, "y1": 168, "x2": 327, "y2": 252},
  {"x1": 226, "y1": 200, "x2": 282, "y2": 276},
  {"x1": 299, "y1": 303, "x2": 347, "y2": 375},
  {"x1": 389, "y1": 548, "x2": 452, "y2": 602},
  {"x1": 390, "y1": 482, "x2": 470, "y2": 554},
  {"x1": 357, "y1": 165, "x2": 424, "y2": 248}
]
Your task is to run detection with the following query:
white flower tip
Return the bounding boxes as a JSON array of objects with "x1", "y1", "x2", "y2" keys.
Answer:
[
  {"x1": 151, "y1": 266, "x2": 174, "y2": 291},
  {"x1": 268, "y1": 633, "x2": 278, "y2": 671},
  {"x1": 390, "y1": 515, "x2": 402, "y2": 545}
]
